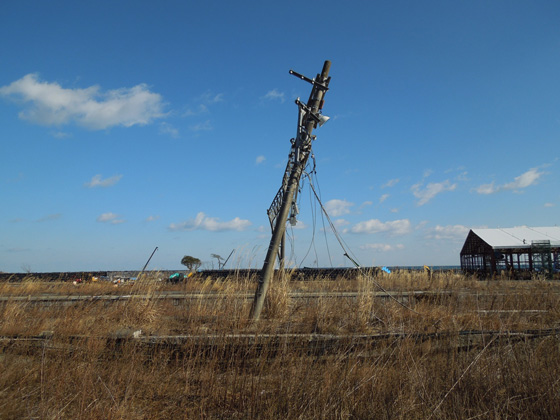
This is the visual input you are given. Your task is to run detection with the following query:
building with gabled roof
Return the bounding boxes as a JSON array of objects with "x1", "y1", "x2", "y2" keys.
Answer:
[{"x1": 460, "y1": 226, "x2": 560, "y2": 278}]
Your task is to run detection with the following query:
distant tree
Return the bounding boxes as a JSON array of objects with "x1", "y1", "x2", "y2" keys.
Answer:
[
  {"x1": 181, "y1": 255, "x2": 201, "y2": 272},
  {"x1": 211, "y1": 253, "x2": 224, "y2": 269}
]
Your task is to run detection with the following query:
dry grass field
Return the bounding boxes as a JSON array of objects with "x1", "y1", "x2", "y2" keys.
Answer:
[{"x1": 1, "y1": 270, "x2": 559, "y2": 419}]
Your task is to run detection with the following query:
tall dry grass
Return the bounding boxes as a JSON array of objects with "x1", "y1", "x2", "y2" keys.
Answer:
[{"x1": 1, "y1": 270, "x2": 559, "y2": 419}]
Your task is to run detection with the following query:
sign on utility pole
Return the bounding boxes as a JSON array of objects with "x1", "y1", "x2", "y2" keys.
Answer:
[{"x1": 251, "y1": 60, "x2": 332, "y2": 321}]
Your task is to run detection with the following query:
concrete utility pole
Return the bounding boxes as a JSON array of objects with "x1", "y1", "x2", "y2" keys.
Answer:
[{"x1": 251, "y1": 60, "x2": 332, "y2": 321}]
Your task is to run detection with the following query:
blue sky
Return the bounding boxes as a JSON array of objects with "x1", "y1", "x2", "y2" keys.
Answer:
[{"x1": 1, "y1": 1, "x2": 559, "y2": 272}]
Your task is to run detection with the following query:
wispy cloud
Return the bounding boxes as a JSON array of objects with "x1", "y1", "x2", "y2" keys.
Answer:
[
  {"x1": 475, "y1": 167, "x2": 544, "y2": 195},
  {"x1": 182, "y1": 92, "x2": 223, "y2": 118},
  {"x1": 200, "y1": 92, "x2": 224, "y2": 104},
  {"x1": 145, "y1": 215, "x2": 160, "y2": 222},
  {"x1": 382, "y1": 178, "x2": 399, "y2": 188},
  {"x1": 189, "y1": 120, "x2": 212, "y2": 131},
  {"x1": 324, "y1": 199, "x2": 354, "y2": 217},
  {"x1": 50, "y1": 131, "x2": 72, "y2": 139},
  {"x1": 262, "y1": 89, "x2": 285, "y2": 103},
  {"x1": 544, "y1": 202, "x2": 555, "y2": 208},
  {"x1": 169, "y1": 212, "x2": 251, "y2": 232},
  {"x1": 360, "y1": 243, "x2": 405, "y2": 252},
  {"x1": 256, "y1": 155, "x2": 266, "y2": 165},
  {"x1": 97, "y1": 212, "x2": 125, "y2": 224},
  {"x1": 357, "y1": 201, "x2": 373, "y2": 213},
  {"x1": 159, "y1": 122, "x2": 179, "y2": 138},
  {"x1": 84, "y1": 174, "x2": 122, "y2": 188},
  {"x1": 4, "y1": 247, "x2": 31, "y2": 253},
  {"x1": 36, "y1": 213, "x2": 62, "y2": 222},
  {"x1": 411, "y1": 180, "x2": 457, "y2": 206},
  {"x1": 379, "y1": 194, "x2": 389, "y2": 203},
  {"x1": 182, "y1": 104, "x2": 209, "y2": 117},
  {"x1": 348, "y1": 218, "x2": 411, "y2": 235},
  {"x1": 0, "y1": 74, "x2": 165, "y2": 129}
]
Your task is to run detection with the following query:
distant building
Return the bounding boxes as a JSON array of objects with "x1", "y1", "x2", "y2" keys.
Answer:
[{"x1": 460, "y1": 227, "x2": 560, "y2": 279}]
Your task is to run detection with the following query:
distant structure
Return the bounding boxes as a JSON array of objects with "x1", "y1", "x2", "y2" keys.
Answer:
[{"x1": 460, "y1": 227, "x2": 560, "y2": 279}]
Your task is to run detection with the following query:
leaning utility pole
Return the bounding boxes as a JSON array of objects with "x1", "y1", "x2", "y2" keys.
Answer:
[
  {"x1": 251, "y1": 60, "x2": 332, "y2": 321},
  {"x1": 137, "y1": 246, "x2": 158, "y2": 281}
]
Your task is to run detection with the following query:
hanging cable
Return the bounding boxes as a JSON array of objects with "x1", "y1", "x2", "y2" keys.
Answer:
[
  {"x1": 306, "y1": 170, "x2": 421, "y2": 315},
  {"x1": 310, "y1": 165, "x2": 333, "y2": 266},
  {"x1": 298, "y1": 163, "x2": 319, "y2": 267}
]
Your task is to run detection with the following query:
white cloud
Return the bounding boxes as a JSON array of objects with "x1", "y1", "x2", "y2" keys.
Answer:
[
  {"x1": 97, "y1": 212, "x2": 125, "y2": 224},
  {"x1": 84, "y1": 174, "x2": 122, "y2": 188},
  {"x1": 411, "y1": 180, "x2": 457, "y2": 206},
  {"x1": 169, "y1": 212, "x2": 251, "y2": 232},
  {"x1": 504, "y1": 168, "x2": 543, "y2": 189},
  {"x1": 360, "y1": 243, "x2": 405, "y2": 252},
  {"x1": 0, "y1": 74, "x2": 165, "y2": 129},
  {"x1": 475, "y1": 183, "x2": 496, "y2": 195},
  {"x1": 145, "y1": 215, "x2": 160, "y2": 222},
  {"x1": 379, "y1": 194, "x2": 389, "y2": 203},
  {"x1": 256, "y1": 155, "x2": 266, "y2": 164},
  {"x1": 357, "y1": 201, "x2": 373, "y2": 213},
  {"x1": 544, "y1": 203, "x2": 555, "y2": 208},
  {"x1": 475, "y1": 167, "x2": 544, "y2": 195},
  {"x1": 324, "y1": 199, "x2": 354, "y2": 217},
  {"x1": 425, "y1": 224, "x2": 470, "y2": 240},
  {"x1": 349, "y1": 218, "x2": 411, "y2": 235},
  {"x1": 288, "y1": 220, "x2": 307, "y2": 230},
  {"x1": 333, "y1": 219, "x2": 350, "y2": 228},
  {"x1": 263, "y1": 89, "x2": 285, "y2": 103},
  {"x1": 382, "y1": 178, "x2": 399, "y2": 188}
]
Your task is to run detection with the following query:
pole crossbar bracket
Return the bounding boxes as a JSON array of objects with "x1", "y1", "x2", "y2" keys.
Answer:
[{"x1": 289, "y1": 69, "x2": 330, "y2": 91}]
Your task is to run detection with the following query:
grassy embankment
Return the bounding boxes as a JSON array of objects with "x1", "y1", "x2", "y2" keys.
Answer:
[{"x1": 1, "y1": 270, "x2": 559, "y2": 419}]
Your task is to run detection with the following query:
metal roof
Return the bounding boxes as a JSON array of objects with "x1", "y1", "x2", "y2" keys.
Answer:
[{"x1": 471, "y1": 226, "x2": 560, "y2": 249}]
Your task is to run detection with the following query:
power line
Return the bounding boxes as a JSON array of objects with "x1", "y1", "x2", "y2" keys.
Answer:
[{"x1": 305, "y1": 167, "x2": 421, "y2": 315}]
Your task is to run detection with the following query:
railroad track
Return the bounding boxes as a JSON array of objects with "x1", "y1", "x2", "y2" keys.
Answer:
[
  {"x1": 2, "y1": 289, "x2": 558, "y2": 306},
  {"x1": 2, "y1": 329, "x2": 559, "y2": 359},
  {"x1": 0, "y1": 290, "x2": 452, "y2": 306}
]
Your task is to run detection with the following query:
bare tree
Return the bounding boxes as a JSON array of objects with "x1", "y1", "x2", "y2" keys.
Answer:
[{"x1": 211, "y1": 253, "x2": 224, "y2": 269}]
